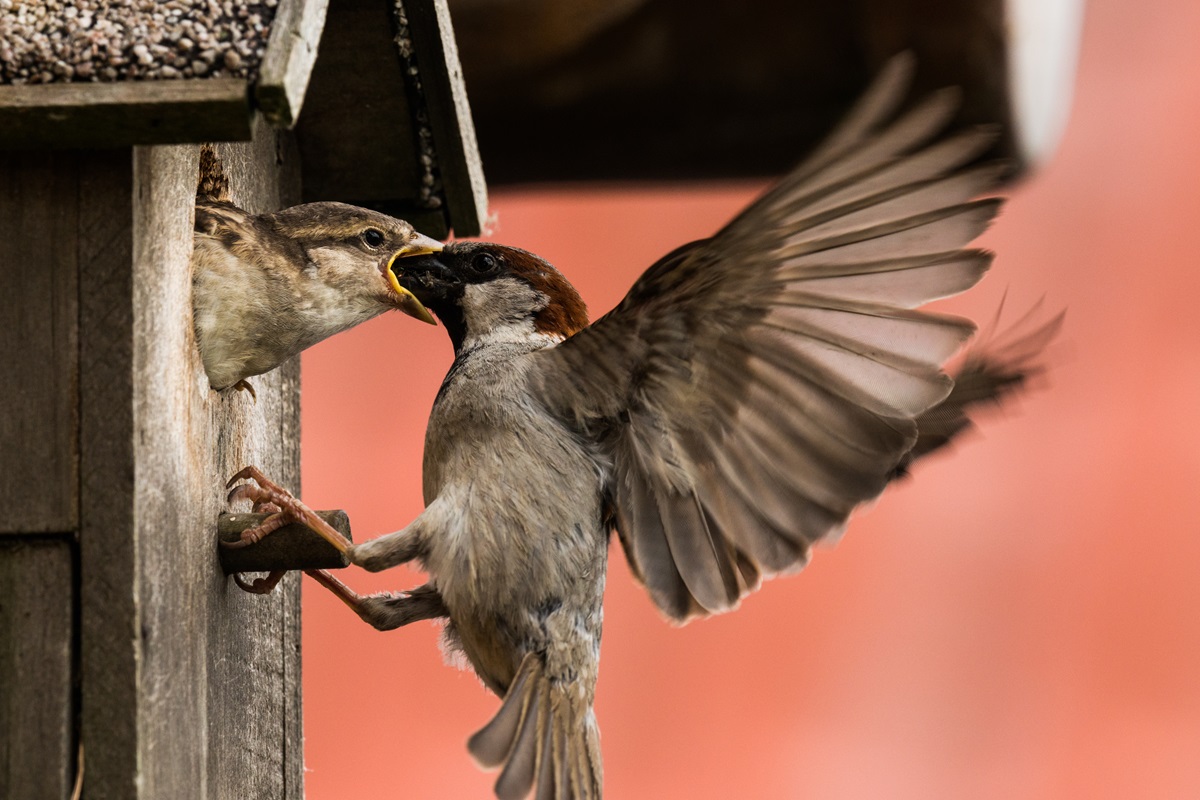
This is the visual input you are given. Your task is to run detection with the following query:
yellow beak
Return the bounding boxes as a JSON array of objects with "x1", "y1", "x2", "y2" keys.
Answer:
[{"x1": 386, "y1": 233, "x2": 443, "y2": 325}]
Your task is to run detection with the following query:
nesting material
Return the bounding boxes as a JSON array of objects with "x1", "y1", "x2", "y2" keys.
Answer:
[{"x1": 0, "y1": 0, "x2": 280, "y2": 84}]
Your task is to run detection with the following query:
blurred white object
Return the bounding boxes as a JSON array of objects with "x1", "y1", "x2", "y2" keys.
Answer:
[{"x1": 1007, "y1": 0, "x2": 1087, "y2": 168}]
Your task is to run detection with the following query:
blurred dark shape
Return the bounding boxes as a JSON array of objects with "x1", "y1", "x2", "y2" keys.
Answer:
[{"x1": 449, "y1": 0, "x2": 1018, "y2": 184}]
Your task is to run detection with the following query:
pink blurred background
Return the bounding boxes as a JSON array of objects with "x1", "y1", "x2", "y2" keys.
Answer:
[{"x1": 299, "y1": 0, "x2": 1200, "y2": 796}]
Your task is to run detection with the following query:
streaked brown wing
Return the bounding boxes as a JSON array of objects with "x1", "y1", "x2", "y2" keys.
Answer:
[{"x1": 528, "y1": 55, "x2": 1005, "y2": 621}]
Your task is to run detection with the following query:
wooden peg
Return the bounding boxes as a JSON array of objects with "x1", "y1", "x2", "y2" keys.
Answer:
[{"x1": 217, "y1": 510, "x2": 353, "y2": 574}]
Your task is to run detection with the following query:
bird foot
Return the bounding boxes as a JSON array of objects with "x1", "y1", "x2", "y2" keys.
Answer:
[
  {"x1": 233, "y1": 570, "x2": 287, "y2": 594},
  {"x1": 224, "y1": 466, "x2": 353, "y2": 556},
  {"x1": 232, "y1": 379, "x2": 258, "y2": 402}
]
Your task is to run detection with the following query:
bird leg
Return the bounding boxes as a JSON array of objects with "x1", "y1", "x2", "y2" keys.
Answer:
[
  {"x1": 305, "y1": 570, "x2": 448, "y2": 631},
  {"x1": 224, "y1": 466, "x2": 353, "y2": 554}
]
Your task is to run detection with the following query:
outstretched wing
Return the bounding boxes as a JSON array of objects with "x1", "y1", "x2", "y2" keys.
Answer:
[{"x1": 527, "y1": 55, "x2": 1006, "y2": 621}]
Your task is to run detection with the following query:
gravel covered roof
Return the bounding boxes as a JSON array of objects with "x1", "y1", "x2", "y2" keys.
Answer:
[{"x1": 0, "y1": 0, "x2": 280, "y2": 84}]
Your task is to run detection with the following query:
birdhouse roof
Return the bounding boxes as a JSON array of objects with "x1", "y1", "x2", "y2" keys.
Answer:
[{"x1": 0, "y1": 0, "x2": 487, "y2": 238}]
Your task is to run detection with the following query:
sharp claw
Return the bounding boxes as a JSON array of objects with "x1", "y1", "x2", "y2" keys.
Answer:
[
  {"x1": 232, "y1": 380, "x2": 258, "y2": 403},
  {"x1": 225, "y1": 465, "x2": 289, "y2": 496},
  {"x1": 234, "y1": 573, "x2": 258, "y2": 592},
  {"x1": 234, "y1": 570, "x2": 285, "y2": 594},
  {"x1": 226, "y1": 466, "x2": 256, "y2": 490}
]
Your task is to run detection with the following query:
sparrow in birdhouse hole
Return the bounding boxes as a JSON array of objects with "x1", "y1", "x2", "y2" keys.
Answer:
[
  {"x1": 225, "y1": 55, "x2": 1061, "y2": 800},
  {"x1": 192, "y1": 146, "x2": 443, "y2": 394}
]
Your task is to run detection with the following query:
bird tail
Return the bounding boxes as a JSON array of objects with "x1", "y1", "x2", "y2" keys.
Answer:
[
  {"x1": 468, "y1": 653, "x2": 603, "y2": 800},
  {"x1": 892, "y1": 303, "x2": 1065, "y2": 479}
]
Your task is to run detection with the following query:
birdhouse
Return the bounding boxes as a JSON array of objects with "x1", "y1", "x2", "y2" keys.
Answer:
[{"x1": 0, "y1": 1, "x2": 484, "y2": 797}]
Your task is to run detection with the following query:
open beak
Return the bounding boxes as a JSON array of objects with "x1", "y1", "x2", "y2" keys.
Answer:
[{"x1": 385, "y1": 233, "x2": 443, "y2": 325}]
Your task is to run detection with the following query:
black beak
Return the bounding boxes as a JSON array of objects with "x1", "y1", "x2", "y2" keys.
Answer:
[{"x1": 393, "y1": 254, "x2": 460, "y2": 309}]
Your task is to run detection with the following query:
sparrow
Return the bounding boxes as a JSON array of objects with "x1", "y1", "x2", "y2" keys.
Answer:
[
  {"x1": 192, "y1": 146, "x2": 443, "y2": 393},
  {"x1": 225, "y1": 55, "x2": 1061, "y2": 800}
]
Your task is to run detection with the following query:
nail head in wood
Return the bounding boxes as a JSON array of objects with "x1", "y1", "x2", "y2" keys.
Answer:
[{"x1": 218, "y1": 510, "x2": 353, "y2": 574}]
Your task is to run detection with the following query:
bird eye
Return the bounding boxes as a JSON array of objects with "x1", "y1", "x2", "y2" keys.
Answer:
[
  {"x1": 361, "y1": 228, "x2": 385, "y2": 248},
  {"x1": 471, "y1": 252, "x2": 498, "y2": 274}
]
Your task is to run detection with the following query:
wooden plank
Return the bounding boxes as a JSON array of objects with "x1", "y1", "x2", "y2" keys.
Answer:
[
  {"x1": 403, "y1": 0, "x2": 489, "y2": 236},
  {"x1": 0, "y1": 80, "x2": 252, "y2": 150},
  {"x1": 0, "y1": 151, "x2": 79, "y2": 533},
  {"x1": 78, "y1": 125, "x2": 302, "y2": 798},
  {"x1": 76, "y1": 148, "x2": 139, "y2": 800},
  {"x1": 257, "y1": 0, "x2": 331, "y2": 126},
  {"x1": 205, "y1": 128, "x2": 304, "y2": 800},
  {"x1": 0, "y1": 538, "x2": 75, "y2": 800}
]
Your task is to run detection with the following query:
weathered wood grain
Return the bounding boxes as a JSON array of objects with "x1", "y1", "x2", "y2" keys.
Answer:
[
  {"x1": 0, "y1": 152, "x2": 79, "y2": 533},
  {"x1": 0, "y1": 538, "x2": 74, "y2": 800},
  {"x1": 257, "y1": 0, "x2": 331, "y2": 126},
  {"x1": 77, "y1": 125, "x2": 303, "y2": 799},
  {"x1": 0, "y1": 80, "x2": 253, "y2": 149},
  {"x1": 77, "y1": 148, "x2": 139, "y2": 800},
  {"x1": 206, "y1": 128, "x2": 304, "y2": 800}
]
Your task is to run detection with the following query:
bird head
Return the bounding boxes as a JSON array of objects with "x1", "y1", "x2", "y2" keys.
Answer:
[
  {"x1": 394, "y1": 242, "x2": 590, "y2": 352},
  {"x1": 265, "y1": 202, "x2": 443, "y2": 324}
]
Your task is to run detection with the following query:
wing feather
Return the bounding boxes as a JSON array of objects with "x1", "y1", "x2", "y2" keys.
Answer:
[
  {"x1": 773, "y1": 89, "x2": 963, "y2": 211},
  {"x1": 781, "y1": 199, "x2": 1002, "y2": 261},
  {"x1": 785, "y1": 52, "x2": 915, "y2": 178},
  {"x1": 658, "y1": 490, "x2": 741, "y2": 614},
  {"x1": 708, "y1": 351, "x2": 911, "y2": 458},
  {"x1": 792, "y1": 163, "x2": 1007, "y2": 242},
  {"x1": 789, "y1": 251, "x2": 993, "y2": 308},
  {"x1": 763, "y1": 303, "x2": 975, "y2": 367},
  {"x1": 617, "y1": 475, "x2": 699, "y2": 620},
  {"x1": 697, "y1": 471, "x2": 810, "y2": 574},
  {"x1": 791, "y1": 128, "x2": 1001, "y2": 223},
  {"x1": 527, "y1": 56, "x2": 1013, "y2": 621}
]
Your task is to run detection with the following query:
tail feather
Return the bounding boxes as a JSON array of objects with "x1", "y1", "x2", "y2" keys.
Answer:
[
  {"x1": 470, "y1": 658, "x2": 541, "y2": 768},
  {"x1": 469, "y1": 654, "x2": 602, "y2": 800},
  {"x1": 494, "y1": 676, "x2": 547, "y2": 800},
  {"x1": 892, "y1": 306, "x2": 1064, "y2": 478}
]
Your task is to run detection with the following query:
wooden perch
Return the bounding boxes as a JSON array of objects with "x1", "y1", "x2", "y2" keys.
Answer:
[{"x1": 218, "y1": 510, "x2": 353, "y2": 574}]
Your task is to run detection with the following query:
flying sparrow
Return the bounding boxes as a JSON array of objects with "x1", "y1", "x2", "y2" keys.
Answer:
[
  {"x1": 226, "y1": 56, "x2": 1060, "y2": 799},
  {"x1": 192, "y1": 148, "x2": 443, "y2": 393}
]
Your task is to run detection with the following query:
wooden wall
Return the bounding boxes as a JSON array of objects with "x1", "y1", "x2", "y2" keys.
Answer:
[{"x1": 0, "y1": 124, "x2": 303, "y2": 799}]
